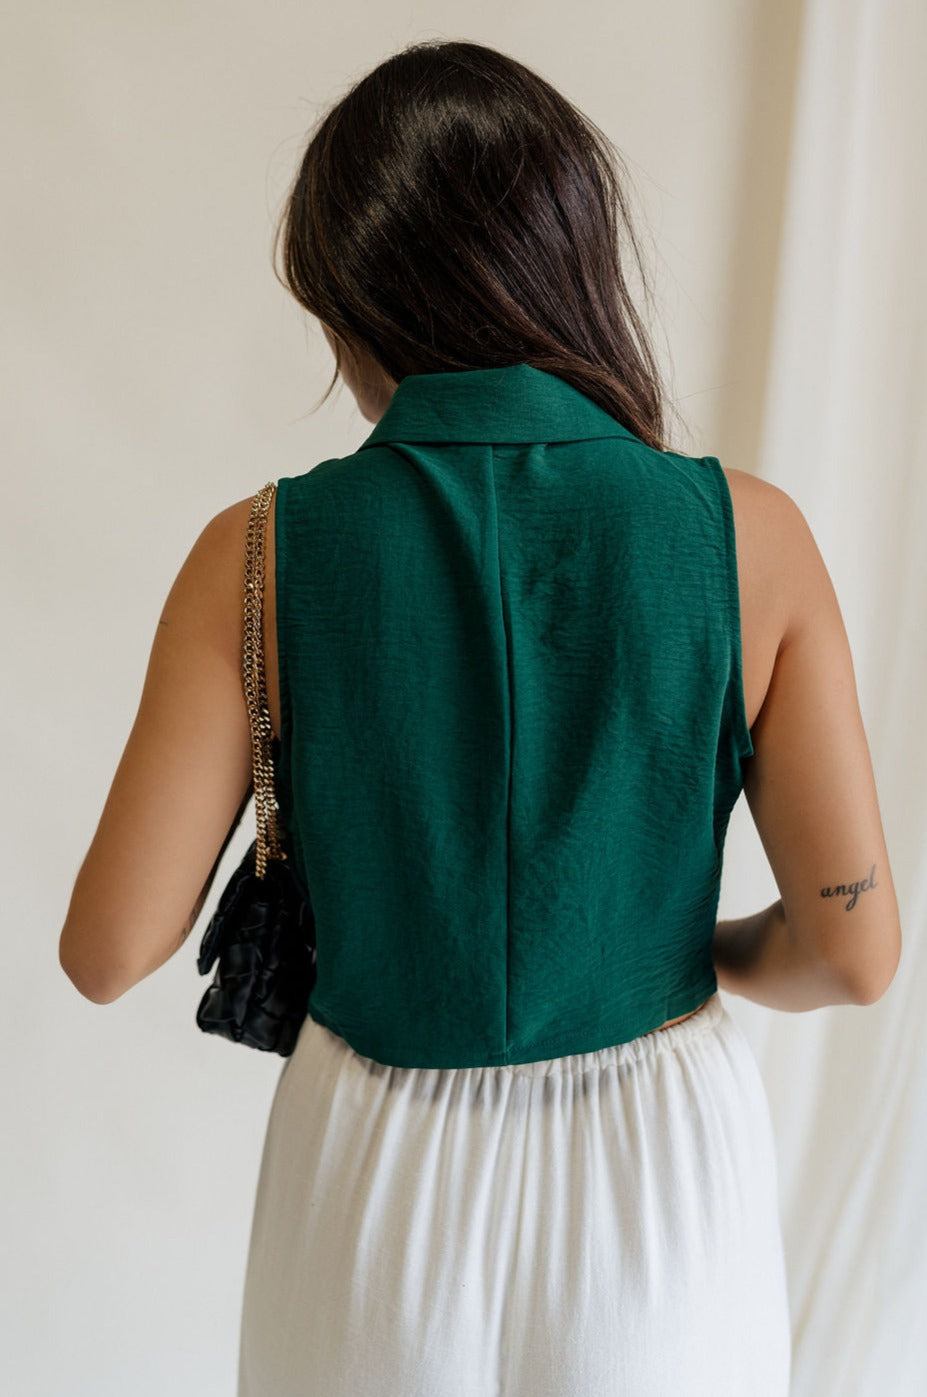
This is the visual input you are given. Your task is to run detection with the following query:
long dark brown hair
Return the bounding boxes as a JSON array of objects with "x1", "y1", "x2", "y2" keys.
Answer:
[{"x1": 273, "y1": 39, "x2": 682, "y2": 452}]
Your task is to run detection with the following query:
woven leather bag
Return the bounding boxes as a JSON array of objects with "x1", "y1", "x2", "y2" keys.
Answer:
[{"x1": 195, "y1": 482, "x2": 316, "y2": 1056}]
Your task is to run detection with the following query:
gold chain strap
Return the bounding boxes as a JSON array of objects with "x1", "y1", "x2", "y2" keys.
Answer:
[{"x1": 243, "y1": 481, "x2": 286, "y2": 878}]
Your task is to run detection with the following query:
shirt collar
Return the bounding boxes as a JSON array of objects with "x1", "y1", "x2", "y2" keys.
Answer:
[{"x1": 356, "y1": 362, "x2": 641, "y2": 448}]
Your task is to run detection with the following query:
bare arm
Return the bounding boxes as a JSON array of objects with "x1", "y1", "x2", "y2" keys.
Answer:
[
  {"x1": 713, "y1": 899, "x2": 863, "y2": 1010},
  {"x1": 713, "y1": 481, "x2": 902, "y2": 1009}
]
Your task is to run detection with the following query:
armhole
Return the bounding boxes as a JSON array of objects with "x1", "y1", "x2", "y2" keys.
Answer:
[
  {"x1": 271, "y1": 475, "x2": 313, "y2": 914},
  {"x1": 702, "y1": 455, "x2": 755, "y2": 762},
  {"x1": 274, "y1": 475, "x2": 294, "y2": 824}
]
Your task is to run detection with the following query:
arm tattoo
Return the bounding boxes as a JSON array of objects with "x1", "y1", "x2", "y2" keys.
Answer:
[
  {"x1": 177, "y1": 877, "x2": 212, "y2": 949},
  {"x1": 820, "y1": 863, "x2": 878, "y2": 911}
]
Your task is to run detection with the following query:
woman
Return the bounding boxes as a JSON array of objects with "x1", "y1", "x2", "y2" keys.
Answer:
[{"x1": 59, "y1": 39, "x2": 901, "y2": 1397}]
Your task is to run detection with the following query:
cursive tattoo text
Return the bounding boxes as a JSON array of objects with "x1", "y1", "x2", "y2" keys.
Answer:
[{"x1": 820, "y1": 863, "x2": 878, "y2": 911}]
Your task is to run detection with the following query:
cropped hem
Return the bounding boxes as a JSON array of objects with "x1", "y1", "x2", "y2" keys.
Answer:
[{"x1": 304, "y1": 974, "x2": 721, "y2": 1071}]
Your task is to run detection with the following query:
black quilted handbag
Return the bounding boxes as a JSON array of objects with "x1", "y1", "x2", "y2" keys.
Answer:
[{"x1": 195, "y1": 482, "x2": 316, "y2": 1056}]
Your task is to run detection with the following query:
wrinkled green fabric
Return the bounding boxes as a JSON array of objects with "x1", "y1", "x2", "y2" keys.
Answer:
[{"x1": 273, "y1": 364, "x2": 753, "y2": 1067}]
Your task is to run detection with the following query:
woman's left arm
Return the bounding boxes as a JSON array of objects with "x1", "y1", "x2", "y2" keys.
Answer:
[{"x1": 59, "y1": 495, "x2": 260, "y2": 1004}]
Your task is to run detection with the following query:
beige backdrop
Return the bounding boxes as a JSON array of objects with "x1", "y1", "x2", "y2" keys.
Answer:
[{"x1": 4, "y1": 2, "x2": 922, "y2": 1394}]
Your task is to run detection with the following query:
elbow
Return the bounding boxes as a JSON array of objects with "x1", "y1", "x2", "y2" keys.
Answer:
[
  {"x1": 844, "y1": 933, "x2": 903, "y2": 1007},
  {"x1": 59, "y1": 934, "x2": 129, "y2": 1005},
  {"x1": 60, "y1": 959, "x2": 125, "y2": 1005},
  {"x1": 852, "y1": 963, "x2": 900, "y2": 1006}
]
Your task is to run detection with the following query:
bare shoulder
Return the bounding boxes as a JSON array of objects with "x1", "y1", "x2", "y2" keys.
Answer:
[
  {"x1": 722, "y1": 465, "x2": 807, "y2": 543},
  {"x1": 718, "y1": 465, "x2": 832, "y2": 729},
  {"x1": 722, "y1": 466, "x2": 821, "y2": 647}
]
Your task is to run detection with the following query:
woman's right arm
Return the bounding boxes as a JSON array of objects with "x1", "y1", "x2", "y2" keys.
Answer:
[{"x1": 713, "y1": 482, "x2": 902, "y2": 1010}]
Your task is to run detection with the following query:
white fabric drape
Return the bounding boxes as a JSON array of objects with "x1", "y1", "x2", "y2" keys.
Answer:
[{"x1": 725, "y1": 1, "x2": 927, "y2": 1391}]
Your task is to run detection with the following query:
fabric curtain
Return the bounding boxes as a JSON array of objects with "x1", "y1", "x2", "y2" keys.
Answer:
[{"x1": 724, "y1": 1, "x2": 927, "y2": 1390}]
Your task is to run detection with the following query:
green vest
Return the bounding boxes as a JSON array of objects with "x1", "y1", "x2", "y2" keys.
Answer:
[{"x1": 274, "y1": 364, "x2": 753, "y2": 1067}]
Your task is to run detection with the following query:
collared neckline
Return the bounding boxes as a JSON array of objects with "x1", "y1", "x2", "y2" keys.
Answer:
[{"x1": 356, "y1": 362, "x2": 641, "y2": 448}]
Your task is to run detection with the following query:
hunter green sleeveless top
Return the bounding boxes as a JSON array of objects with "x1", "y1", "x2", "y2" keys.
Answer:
[{"x1": 273, "y1": 363, "x2": 754, "y2": 1067}]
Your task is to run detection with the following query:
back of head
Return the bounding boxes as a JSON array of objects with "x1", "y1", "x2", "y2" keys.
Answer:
[{"x1": 273, "y1": 39, "x2": 681, "y2": 452}]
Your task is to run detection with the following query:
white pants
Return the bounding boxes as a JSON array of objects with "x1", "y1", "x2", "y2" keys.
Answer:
[{"x1": 238, "y1": 991, "x2": 792, "y2": 1395}]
